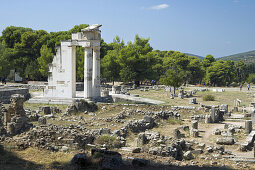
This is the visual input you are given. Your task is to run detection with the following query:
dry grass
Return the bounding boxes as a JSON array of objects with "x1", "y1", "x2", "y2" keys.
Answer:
[
  {"x1": 0, "y1": 146, "x2": 74, "y2": 170},
  {"x1": 23, "y1": 103, "x2": 68, "y2": 111},
  {"x1": 16, "y1": 148, "x2": 73, "y2": 165},
  {"x1": 129, "y1": 87, "x2": 254, "y2": 110},
  {"x1": 1, "y1": 87, "x2": 254, "y2": 169}
]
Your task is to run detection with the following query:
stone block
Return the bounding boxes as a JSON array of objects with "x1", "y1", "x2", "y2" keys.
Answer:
[
  {"x1": 245, "y1": 120, "x2": 252, "y2": 134},
  {"x1": 216, "y1": 137, "x2": 235, "y2": 145},
  {"x1": 38, "y1": 117, "x2": 46, "y2": 125},
  {"x1": 190, "y1": 129, "x2": 199, "y2": 138},
  {"x1": 173, "y1": 129, "x2": 181, "y2": 139},
  {"x1": 191, "y1": 120, "x2": 198, "y2": 129}
]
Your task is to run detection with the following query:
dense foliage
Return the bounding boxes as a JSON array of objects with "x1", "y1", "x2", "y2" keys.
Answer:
[{"x1": 0, "y1": 25, "x2": 251, "y2": 87}]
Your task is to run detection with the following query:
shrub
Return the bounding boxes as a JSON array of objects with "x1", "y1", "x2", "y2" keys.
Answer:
[
  {"x1": 94, "y1": 135, "x2": 121, "y2": 148},
  {"x1": 203, "y1": 94, "x2": 215, "y2": 101}
]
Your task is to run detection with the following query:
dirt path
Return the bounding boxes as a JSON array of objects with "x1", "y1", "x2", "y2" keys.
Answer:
[
  {"x1": 202, "y1": 120, "x2": 244, "y2": 144},
  {"x1": 202, "y1": 123, "x2": 225, "y2": 141}
]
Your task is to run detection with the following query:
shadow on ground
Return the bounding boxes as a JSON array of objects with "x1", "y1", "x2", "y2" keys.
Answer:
[
  {"x1": 0, "y1": 144, "x2": 232, "y2": 170},
  {"x1": 0, "y1": 144, "x2": 43, "y2": 170}
]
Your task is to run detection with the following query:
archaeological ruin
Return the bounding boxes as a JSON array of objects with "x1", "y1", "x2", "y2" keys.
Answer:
[{"x1": 44, "y1": 24, "x2": 102, "y2": 101}]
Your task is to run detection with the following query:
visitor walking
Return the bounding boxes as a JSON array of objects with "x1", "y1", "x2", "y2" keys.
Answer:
[
  {"x1": 248, "y1": 83, "x2": 250, "y2": 91},
  {"x1": 240, "y1": 84, "x2": 243, "y2": 91}
]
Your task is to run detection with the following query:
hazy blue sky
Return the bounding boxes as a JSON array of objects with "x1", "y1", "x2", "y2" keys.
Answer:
[{"x1": 0, "y1": 0, "x2": 255, "y2": 57}]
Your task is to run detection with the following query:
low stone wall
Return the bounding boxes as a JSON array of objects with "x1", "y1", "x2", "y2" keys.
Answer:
[{"x1": 0, "y1": 88, "x2": 30, "y2": 104}]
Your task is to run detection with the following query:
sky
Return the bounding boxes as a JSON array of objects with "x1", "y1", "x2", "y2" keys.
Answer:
[{"x1": 0, "y1": 0, "x2": 255, "y2": 58}]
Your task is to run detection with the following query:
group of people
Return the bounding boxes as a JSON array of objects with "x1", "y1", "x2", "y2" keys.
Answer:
[{"x1": 240, "y1": 83, "x2": 250, "y2": 91}]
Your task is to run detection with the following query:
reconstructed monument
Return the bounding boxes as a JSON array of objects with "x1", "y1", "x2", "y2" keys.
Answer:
[{"x1": 44, "y1": 24, "x2": 102, "y2": 100}]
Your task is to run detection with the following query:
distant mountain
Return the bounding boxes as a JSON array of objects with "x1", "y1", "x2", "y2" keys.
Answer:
[
  {"x1": 185, "y1": 53, "x2": 204, "y2": 60},
  {"x1": 218, "y1": 50, "x2": 255, "y2": 63}
]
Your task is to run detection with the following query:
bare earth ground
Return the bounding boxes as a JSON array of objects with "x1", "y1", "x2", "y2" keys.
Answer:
[{"x1": 1, "y1": 86, "x2": 255, "y2": 169}]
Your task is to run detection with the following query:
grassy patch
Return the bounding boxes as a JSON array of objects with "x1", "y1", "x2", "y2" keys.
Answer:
[
  {"x1": 94, "y1": 135, "x2": 121, "y2": 148},
  {"x1": 23, "y1": 103, "x2": 68, "y2": 112},
  {"x1": 168, "y1": 118, "x2": 183, "y2": 125},
  {"x1": 203, "y1": 94, "x2": 215, "y2": 101}
]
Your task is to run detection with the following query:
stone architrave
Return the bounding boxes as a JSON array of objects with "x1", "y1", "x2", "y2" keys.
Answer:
[{"x1": 44, "y1": 24, "x2": 102, "y2": 101}]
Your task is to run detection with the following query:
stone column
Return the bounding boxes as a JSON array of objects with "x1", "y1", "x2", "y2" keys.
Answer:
[
  {"x1": 245, "y1": 120, "x2": 252, "y2": 134},
  {"x1": 205, "y1": 115, "x2": 211, "y2": 124},
  {"x1": 173, "y1": 128, "x2": 181, "y2": 139},
  {"x1": 211, "y1": 107, "x2": 216, "y2": 123},
  {"x1": 92, "y1": 46, "x2": 101, "y2": 98},
  {"x1": 84, "y1": 47, "x2": 93, "y2": 99},
  {"x1": 71, "y1": 46, "x2": 76, "y2": 98},
  {"x1": 191, "y1": 120, "x2": 198, "y2": 129}
]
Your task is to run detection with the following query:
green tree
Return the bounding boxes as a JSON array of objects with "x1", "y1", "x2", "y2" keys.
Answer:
[
  {"x1": 37, "y1": 45, "x2": 53, "y2": 77},
  {"x1": 235, "y1": 61, "x2": 247, "y2": 83},
  {"x1": 203, "y1": 54, "x2": 216, "y2": 68},
  {"x1": 24, "y1": 61, "x2": 42, "y2": 80},
  {"x1": 247, "y1": 73, "x2": 255, "y2": 84},
  {"x1": 101, "y1": 50, "x2": 121, "y2": 84},
  {"x1": 76, "y1": 46, "x2": 84, "y2": 81},
  {"x1": 1, "y1": 26, "x2": 33, "y2": 48},
  {"x1": 205, "y1": 60, "x2": 235, "y2": 86},
  {"x1": 118, "y1": 35, "x2": 153, "y2": 83},
  {"x1": 0, "y1": 43, "x2": 11, "y2": 77},
  {"x1": 160, "y1": 68, "x2": 185, "y2": 95},
  {"x1": 187, "y1": 56, "x2": 205, "y2": 84},
  {"x1": 69, "y1": 24, "x2": 89, "y2": 33}
]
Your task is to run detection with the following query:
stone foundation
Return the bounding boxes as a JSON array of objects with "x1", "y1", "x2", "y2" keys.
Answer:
[{"x1": 0, "y1": 88, "x2": 30, "y2": 104}]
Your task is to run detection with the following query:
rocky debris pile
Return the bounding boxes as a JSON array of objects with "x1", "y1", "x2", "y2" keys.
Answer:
[
  {"x1": 25, "y1": 109, "x2": 40, "y2": 121},
  {"x1": 199, "y1": 105, "x2": 226, "y2": 123},
  {"x1": 65, "y1": 100, "x2": 98, "y2": 115},
  {"x1": 213, "y1": 123, "x2": 243, "y2": 137},
  {"x1": 0, "y1": 103, "x2": 7, "y2": 135},
  {"x1": 104, "y1": 109, "x2": 180, "y2": 123},
  {"x1": 240, "y1": 130, "x2": 255, "y2": 151},
  {"x1": 1, "y1": 94, "x2": 31, "y2": 136},
  {"x1": 4, "y1": 124, "x2": 94, "y2": 150},
  {"x1": 127, "y1": 116, "x2": 155, "y2": 133},
  {"x1": 190, "y1": 114, "x2": 206, "y2": 121},
  {"x1": 176, "y1": 89, "x2": 197, "y2": 99},
  {"x1": 39, "y1": 106, "x2": 61, "y2": 115},
  {"x1": 71, "y1": 148, "x2": 123, "y2": 169},
  {"x1": 171, "y1": 106, "x2": 196, "y2": 110},
  {"x1": 212, "y1": 123, "x2": 243, "y2": 145},
  {"x1": 0, "y1": 103, "x2": 5, "y2": 126},
  {"x1": 133, "y1": 130, "x2": 230, "y2": 161},
  {"x1": 91, "y1": 148, "x2": 123, "y2": 169}
]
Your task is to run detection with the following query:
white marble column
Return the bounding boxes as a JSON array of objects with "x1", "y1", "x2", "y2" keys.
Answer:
[
  {"x1": 71, "y1": 46, "x2": 76, "y2": 98},
  {"x1": 92, "y1": 46, "x2": 101, "y2": 98},
  {"x1": 84, "y1": 47, "x2": 93, "y2": 99}
]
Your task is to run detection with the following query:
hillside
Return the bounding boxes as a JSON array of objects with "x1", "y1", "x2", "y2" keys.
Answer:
[
  {"x1": 184, "y1": 53, "x2": 204, "y2": 60},
  {"x1": 219, "y1": 50, "x2": 255, "y2": 63}
]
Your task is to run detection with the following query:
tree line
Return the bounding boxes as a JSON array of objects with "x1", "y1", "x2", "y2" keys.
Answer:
[{"x1": 0, "y1": 25, "x2": 251, "y2": 87}]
